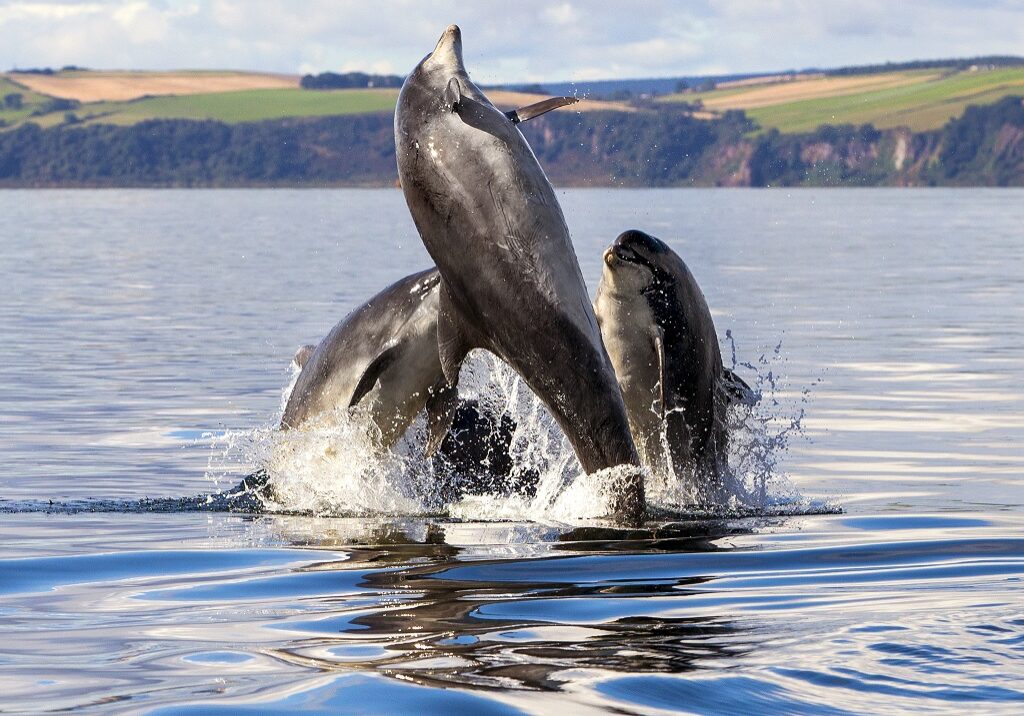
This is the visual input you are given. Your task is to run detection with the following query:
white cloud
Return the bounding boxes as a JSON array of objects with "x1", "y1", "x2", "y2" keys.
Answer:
[
  {"x1": 0, "y1": 1, "x2": 1021, "y2": 80},
  {"x1": 0, "y1": 2, "x2": 106, "y2": 23},
  {"x1": 542, "y1": 3, "x2": 579, "y2": 26}
]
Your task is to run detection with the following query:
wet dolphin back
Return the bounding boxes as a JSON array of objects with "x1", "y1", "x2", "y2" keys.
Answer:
[{"x1": 281, "y1": 269, "x2": 440, "y2": 430}]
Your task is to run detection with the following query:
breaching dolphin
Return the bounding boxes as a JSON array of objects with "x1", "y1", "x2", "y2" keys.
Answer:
[
  {"x1": 280, "y1": 269, "x2": 524, "y2": 500},
  {"x1": 395, "y1": 25, "x2": 645, "y2": 521},
  {"x1": 281, "y1": 268, "x2": 458, "y2": 454},
  {"x1": 594, "y1": 230, "x2": 756, "y2": 501}
]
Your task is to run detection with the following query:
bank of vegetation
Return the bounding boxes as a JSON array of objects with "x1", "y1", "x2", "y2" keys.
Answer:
[
  {"x1": 2, "y1": 59, "x2": 1024, "y2": 187},
  {"x1": 1, "y1": 95, "x2": 1021, "y2": 187}
]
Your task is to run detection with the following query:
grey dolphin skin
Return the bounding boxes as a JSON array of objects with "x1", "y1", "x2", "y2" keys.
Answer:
[
  {"x1": 395, "y1": 25, "x2": 645, "y2": 521},
  {"x1": 594, "y1": 229, "x2": 756, "y2": 501},
  {"x1": 292, "y1": 344, "x2": 316, "y2": 370},
  {"x1": 282, "y1": 268, "x2": 457, "y2": 454}
]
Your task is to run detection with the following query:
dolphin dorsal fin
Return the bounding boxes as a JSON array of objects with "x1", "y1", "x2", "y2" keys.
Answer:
[
  {"x1": 505, "y1": 96, "x2": 579, "y2": 124},
  {"x1": 436, "y1": 280, "x2": 473, "y2": 385}
]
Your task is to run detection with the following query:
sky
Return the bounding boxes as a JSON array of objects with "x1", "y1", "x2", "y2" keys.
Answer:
[{"x1": 2, "y1": 0, "x2": 1023, "y2": 83}]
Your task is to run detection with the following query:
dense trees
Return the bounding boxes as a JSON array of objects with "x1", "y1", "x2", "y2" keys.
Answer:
[
  {"x1": 0, "y1": 115, "x2": 395, "y2": 186},
  {"x1": 300, "y1": 72, "x2": 403, "y2": 89},
  {"x1": 30, "y1": 98, "x2": 79, "y2": 116},
  {"x1": 827, "y1": 56, "x2": 1024, "y2": 76},
  {"x1": 933, "y1": 96, "x2": 1024, "y2": 184},
  {"x1": 748, "y1": 123, "x2": 888, "y2": 187},
  {"x1": 0, "y1": 98, "x2": 1021, "y2": 187}
]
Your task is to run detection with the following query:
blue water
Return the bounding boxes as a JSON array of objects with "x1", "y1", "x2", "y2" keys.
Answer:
[{"x1": 0, "y1": 189, "x2": 1022, "y2": 713}]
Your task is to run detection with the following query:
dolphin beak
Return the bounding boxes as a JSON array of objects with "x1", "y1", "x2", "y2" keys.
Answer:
[{"x1": 429, "y1": 24, "x2": 464, "y2": 70}]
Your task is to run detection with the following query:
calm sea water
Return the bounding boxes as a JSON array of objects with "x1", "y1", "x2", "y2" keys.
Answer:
[{"x1": 0, "y1": 189, "x2": 1022, "y2": 713}]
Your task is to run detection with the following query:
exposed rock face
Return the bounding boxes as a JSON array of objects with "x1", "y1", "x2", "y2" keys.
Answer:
[{"x1": 525, "y1": 97, "x2": 1024, "y2": 187}]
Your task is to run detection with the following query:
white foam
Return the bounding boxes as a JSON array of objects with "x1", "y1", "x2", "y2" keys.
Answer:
[{"x1": 207, "y1": 342, "x2": 824, "y2": 521}]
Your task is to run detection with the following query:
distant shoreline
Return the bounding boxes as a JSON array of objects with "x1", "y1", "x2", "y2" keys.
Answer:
[{"x1": 1, "y1": 96, "x2": 1022, "y2": 188}]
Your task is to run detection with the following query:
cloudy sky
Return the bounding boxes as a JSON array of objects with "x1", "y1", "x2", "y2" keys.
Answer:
[{"x1": 2, "y1": 1, "x2": 1022, "y2": 82}]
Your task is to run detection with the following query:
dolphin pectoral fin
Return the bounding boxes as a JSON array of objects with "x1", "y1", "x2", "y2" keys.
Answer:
[
  {"x1": 349, "y1": 345, "x2": 401, "y2": 408},
  {"x1": 722, "y1": 368, "x2": 759, "y2": 407},
  {"x1": 505, "y1": 96, "x2": 579, "y2": 124},
  {"x1": 653, "y1": 329, "x2": 667, "y2": 420},
  {"x1": 437, "y1": 281, "x2": 473, "y2": 385},
  {"x1": 423, "y1": 378, "x2": 459, "y2": 458},
  {"x1": 444, "y1": 77, "x2": 462, "y2": 112}
]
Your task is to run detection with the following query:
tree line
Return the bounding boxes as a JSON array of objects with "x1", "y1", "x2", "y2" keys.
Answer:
[
  {"x1": 299, "y1": 71, "x2": 403, "y2": 90},
  {"x1": 0, "y1": 98, "x2": 1021, "y2": 187}
]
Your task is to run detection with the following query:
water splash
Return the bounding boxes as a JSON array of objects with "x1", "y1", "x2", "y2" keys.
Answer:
[
  {"x1": 204, "y1": 340, "x2": 833, "y2": 521},
  {"x1": 2, "y1": 338, "x2": 830, "y2": 520},
  {"x1": 721, "y1": 331, "x2": 827, "y2": 514},
  {"x1": 205, "y1": 361, "x2": 432, "y2": 517}
]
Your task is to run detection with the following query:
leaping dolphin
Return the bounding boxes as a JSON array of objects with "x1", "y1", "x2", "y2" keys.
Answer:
[{"x1": 395, "y1": 25, "x2": 645, "y2": 521}]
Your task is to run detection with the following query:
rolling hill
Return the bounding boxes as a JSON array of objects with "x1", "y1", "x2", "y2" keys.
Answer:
[
  {"x1": 659, "y1": 65, "x2": 1024, "y2": 133},
  {"x1": 1, "y1": 62, "x2": 1022, "y2": 187},
  {"x1": 8, "y1": 69, "x2": 298, "y2": 101},
  {"x1": 2, "y1": 63, "x2": 1023, "y2": 134},
  {"x1": 0, "y1": 70, "x2": 629, "y2": 129}
]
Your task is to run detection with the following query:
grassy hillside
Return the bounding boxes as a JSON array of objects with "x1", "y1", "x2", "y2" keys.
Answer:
[
  {"x1": 0, "y1": 72, "x2": 392, "y2": 128},
  {"x1": 0, "y1": 70, "x2": 630, "y2": 129},
  {"x1": 0, "y1": 76, "x2": 62, "y2": 126},
  {"x1": 661, "y1": 66, "x2": 1024, "y2": 133},
  {"x1": 8, "y1": 70, "x2": 297, "y2": 102},
  {"x1": 82, "y1": 88, "x2": 401, "y2": 124},
  {"x1": 3, "y1": 64, "x2": 1023, "y2": 135}
]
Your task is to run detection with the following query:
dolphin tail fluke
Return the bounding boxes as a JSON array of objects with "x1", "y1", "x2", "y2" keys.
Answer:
[
  {"x1": 505, "y1": 96, "x2": 579, "y2": 124},
  {"x1": 437, "y1": 280, "x2": 473, "y2": 385},
  {"x1": 722, "y1": 368, "x2": 759, "y2": 407},
  {"x1": 423, "y1": 377, "x2": 460, "y2": 458}
]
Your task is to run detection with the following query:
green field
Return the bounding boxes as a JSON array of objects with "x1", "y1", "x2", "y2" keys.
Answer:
[
  {"x1": 662, "y1": 67, "x2": 1024, "y2": 133},
  {"x1": 82, "y1": 87, "x2": 400, "y2": 125},
  {"x1": 0, "y1": 84, "x2": 401, "y2": 129},
  {"x1": 5, "y1": 65, "x2": 1024, "y2": 134},
  {"x1": 0, "y1": 76, "x2": 59, "y2": 126}
]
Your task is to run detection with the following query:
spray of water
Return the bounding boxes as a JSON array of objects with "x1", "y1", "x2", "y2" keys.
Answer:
[
  {"x1": 205, "y1": 337, "x2": 831, "y2": 522},
  {"x1": 719, "y1": 330, "x2": 824, "y2": 515}
]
